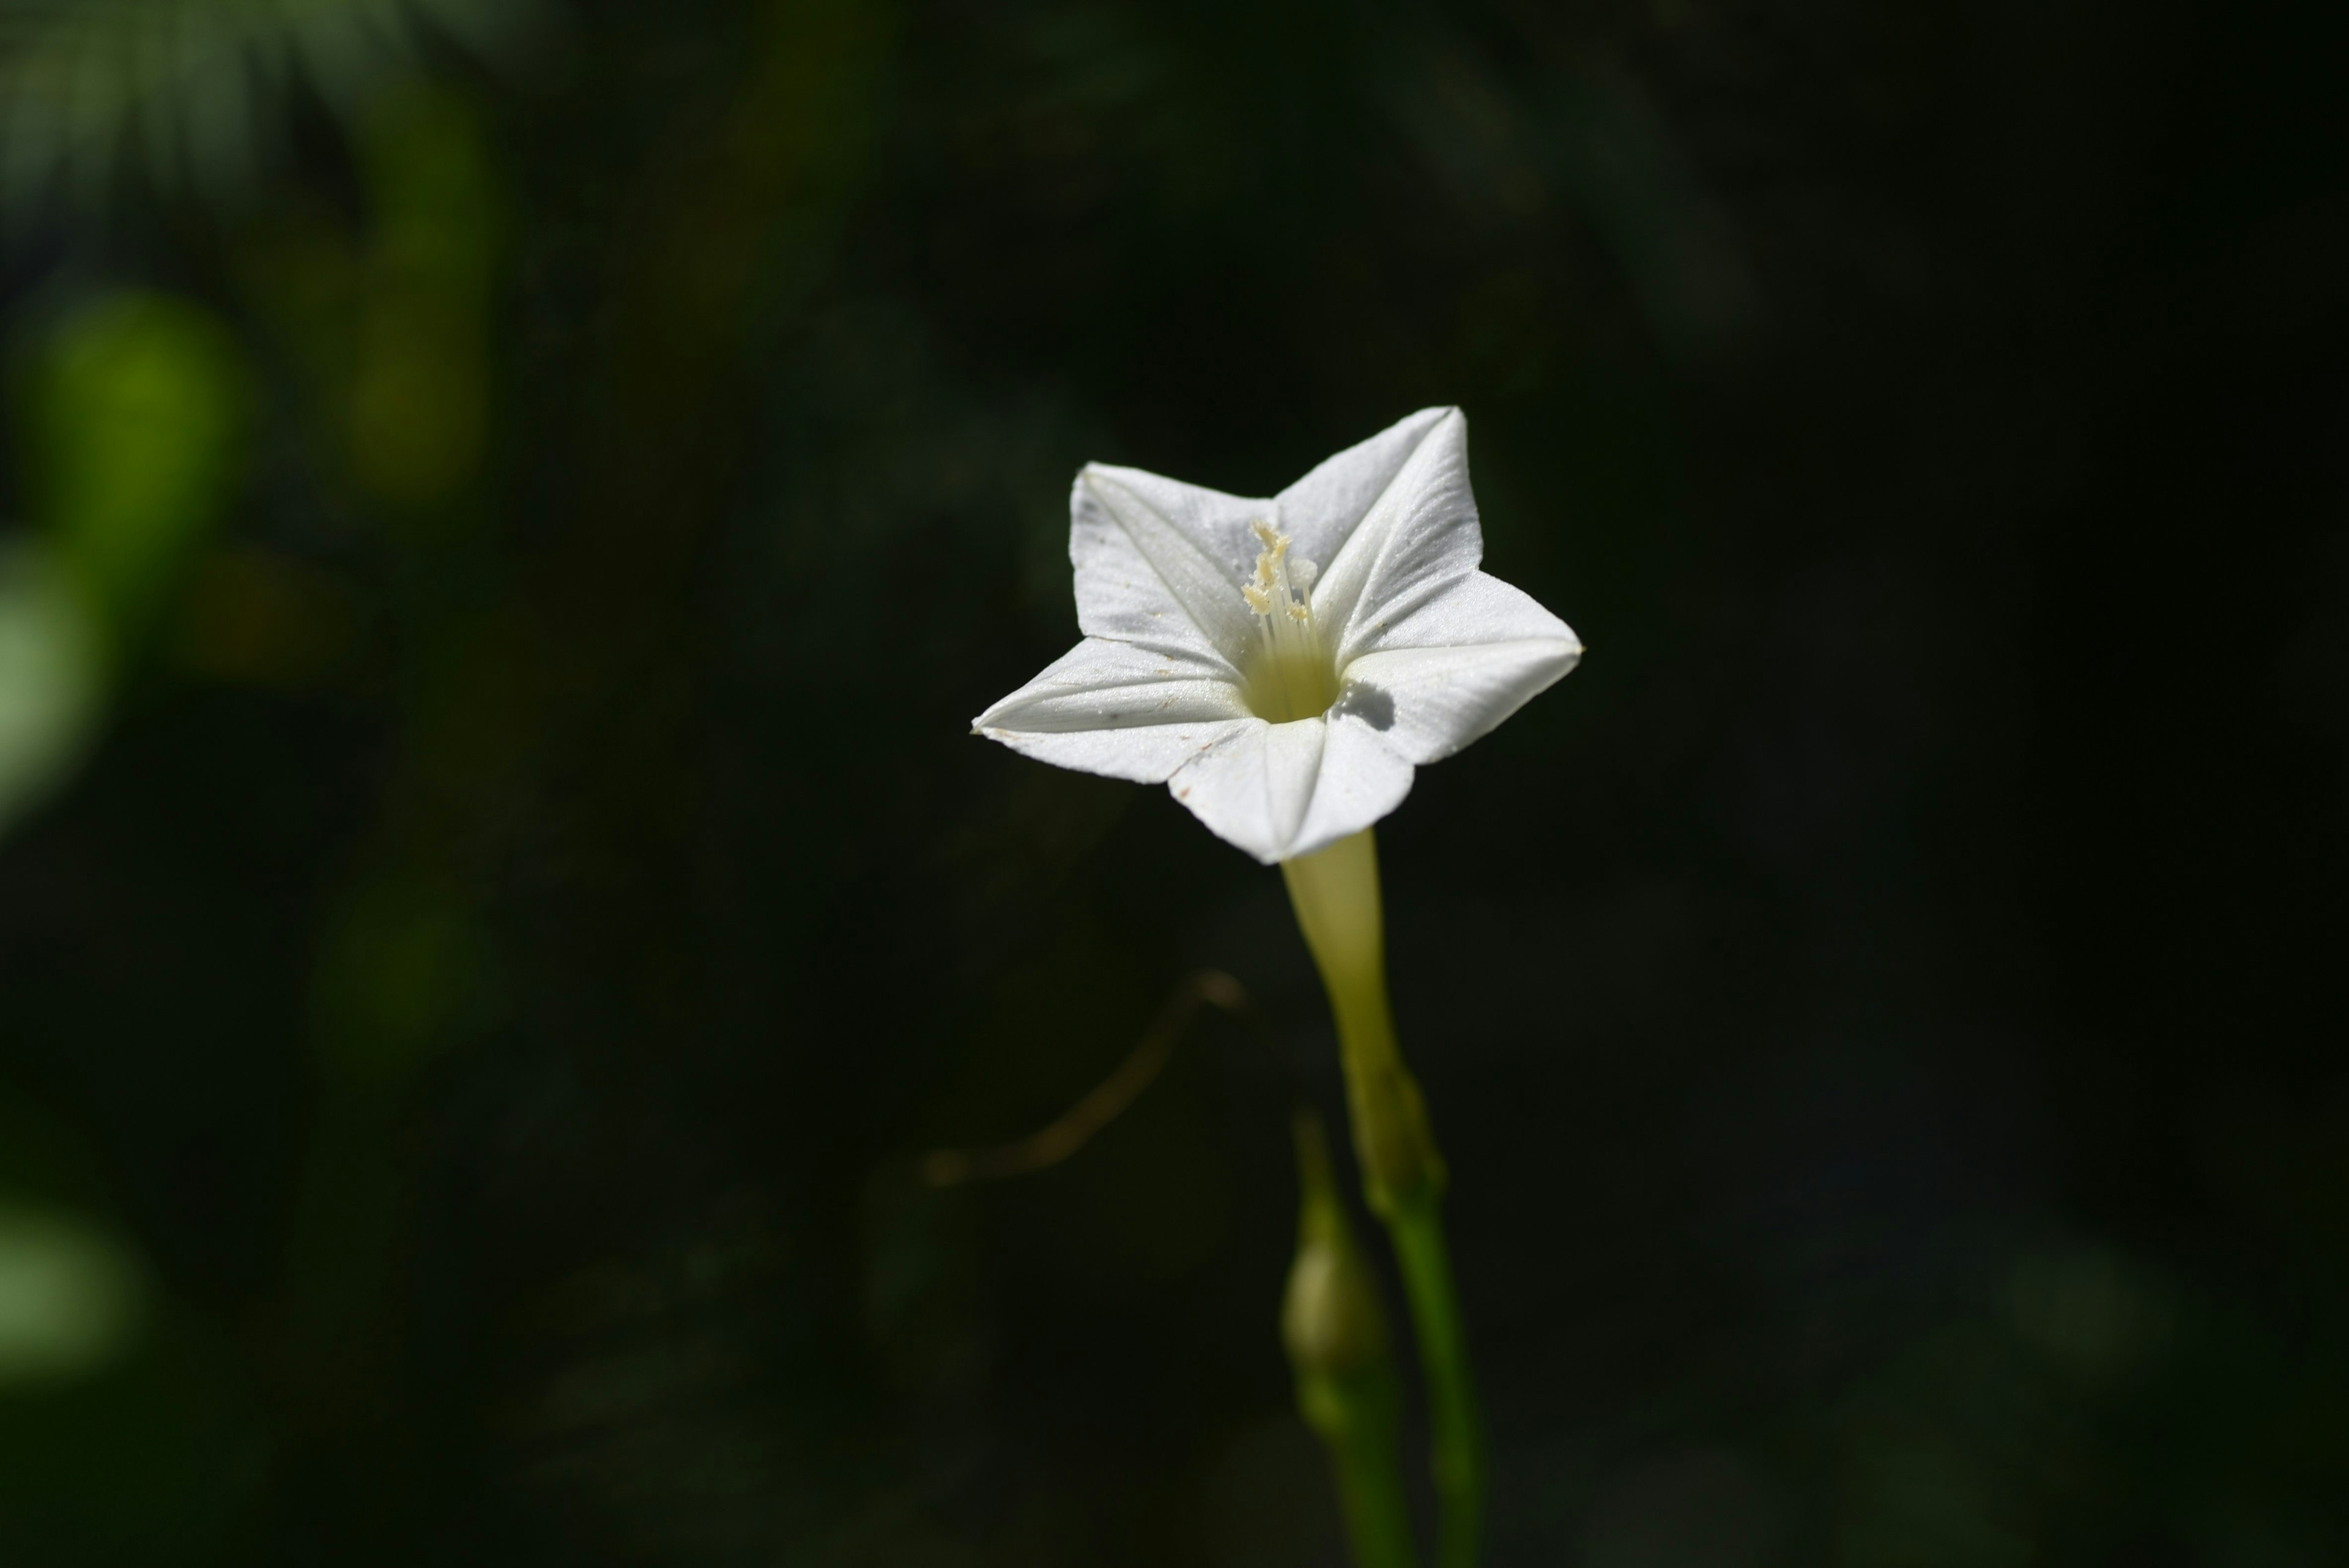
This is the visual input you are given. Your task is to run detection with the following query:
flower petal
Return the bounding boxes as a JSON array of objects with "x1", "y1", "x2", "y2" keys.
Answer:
[
  {"x1": 1072, "y1": 464, "x2": 1267, "y2": 670},
  {"x1": 1165, "y1": 717, "x2": 1315, "y2": 864},
  {"x1": 1304, "y1": 409, "x2": 1486, "y2": 665},
  {"x1": 1273, "y1": 405, "x2": 1458, "y2": 576},
  {"x1": 1166, "y1": 712, "x2": 1416, "y2": 864},
  {"x1": 1346, "y1": 566, "x2": 1579, "y2": 658},
  {"x1": 1290, "y1": 712, "x2": 1417, "y2": 857},
  {"x1": 1335, "y1": 573, "x2": 1582, "y2": 764},
  {"x1": 975, "y1": 637, "x2": 1253, "y2": 783}
]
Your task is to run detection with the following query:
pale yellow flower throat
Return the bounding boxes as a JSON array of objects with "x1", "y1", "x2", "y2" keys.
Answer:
[{"x1": 1239, "y1": 520, "x2": 1339, "y2": 724}]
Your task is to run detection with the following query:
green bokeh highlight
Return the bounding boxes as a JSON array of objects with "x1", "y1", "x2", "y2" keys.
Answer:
[{"x1": 26, "y1": 292, "x2": 248, "y2": 649}]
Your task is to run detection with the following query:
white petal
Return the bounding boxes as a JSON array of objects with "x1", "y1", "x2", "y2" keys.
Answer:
[
  {"x1": 987, "y1": 721, "x2": 1255, "y2": 786},
  {"x1": 1277, "y1": 409, "x2": 1456, "y2": 573},
  {"x1": 1274, "y1": 405, "x2": 1458, "y2": 576},
  {"x1": 1165, "y1": 717, "x2": 1315, "y2": 864},
  {"x1": 1165, "y1": 712, "x2": 1417, "y2": 864},
  {"x1": 1345, "y1": 567, "x2": 1579, "y2": 658},
  {"x1": 976, "y1": 637, "x2": 1253, "y2": 783},
  {"x1": 1290, "y1": 712, "x2": 1417, "y2": 857},
  {"x1": 1305, "y1": 409, "x2": 1486, "y2": 664},
  {"x1": 1071, "y1": 464, "x2": 1269, "y2": 670},
  {"x1": 1335, "y1": 573, "x2": 1582, "y2": 764}
]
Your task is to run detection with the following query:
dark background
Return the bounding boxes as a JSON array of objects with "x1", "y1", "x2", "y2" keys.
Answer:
[{"x1": 0, "y1": 0, "x2": 2345, "y2": 1562}]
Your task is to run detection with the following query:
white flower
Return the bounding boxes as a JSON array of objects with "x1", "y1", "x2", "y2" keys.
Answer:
[{"x1": 973, "y1": 407, "x2": 1581, "y2": 864}]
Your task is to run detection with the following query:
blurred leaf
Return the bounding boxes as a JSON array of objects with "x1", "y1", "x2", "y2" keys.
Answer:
[
  {"x1": 24, "y1": 290, "x2": 249, "y2": 647},
  {"x1": 173, "y1": 544, "x2": 357, "y2": 684},
  {"x1": 0, "y1": 0, "x2": 542, "y2": 214},
  {"x1": 0, "y1": 1300, "x2": 265, "y2": 1566},
  {"x1": 346, "y1": 86, "x2": 500, "y2": 507},
  {"x1": 0, "y1": 1105, "x2": 259, "y2": 1562},
  {"x1": 312, "y1": 868, "x2": 495, "y2": 1080},
  {"x1": 0, "y1": 1198, "x2": 145, "y2": 1386},
  {"x1": 2005, "y1": 1244, "x2": 2180, "y2": 1384},
  {"x1": 0, "y1": 539, "x2": 102, "y2": 837}
]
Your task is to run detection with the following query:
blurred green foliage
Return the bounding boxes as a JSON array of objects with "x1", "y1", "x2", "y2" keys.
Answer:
[
  {"x1": 0, "y1": 1094, "x2": 264, "y2": 1563},
  {"x1": 0, "y1": 0, "x2": 538, "y2": 210},
  {"x1": 0, "y1": 290, "x2": 246, "y2": 834},
  {"x1": 344, "y1": 88, "x2": 501, "y2": 507},
  {"x1": 27, "y1": 292, "x2": 247, "y2": 644},
  {"x1": 0, "y1": 541, "x2": 98, "y2": 834},
  {"x1": 0, "y1": 1199, "x2": 143, "y2": 1384}
]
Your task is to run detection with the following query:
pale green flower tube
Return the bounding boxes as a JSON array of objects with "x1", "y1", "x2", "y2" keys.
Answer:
[{"x1": 1285, "y1": 828, "x2": 1487, "y2": 1568}]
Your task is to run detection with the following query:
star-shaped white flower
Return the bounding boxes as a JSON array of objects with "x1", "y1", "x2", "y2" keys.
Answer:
[{"x1": 973, "y1": 407, "x2": 1581, "y2": 864}]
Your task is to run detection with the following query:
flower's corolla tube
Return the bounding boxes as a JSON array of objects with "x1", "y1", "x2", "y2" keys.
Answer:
[{"x1": 972, "y1": 407, "x2": 1581, "y2": 864}]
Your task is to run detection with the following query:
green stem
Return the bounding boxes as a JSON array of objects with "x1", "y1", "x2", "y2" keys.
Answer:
[
  {"x1": 1387, "y1": 1195, "x2": 1486, "y2": 1568},
  {"x1": 1282, "y1": 829, "x2": 1488, "y2": 1568},
  {"x1": 1306, "y1": 1371, "x2": 1423, "y2": 1568}
]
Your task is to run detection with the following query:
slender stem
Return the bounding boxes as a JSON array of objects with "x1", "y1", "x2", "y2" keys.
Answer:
[
  {"x1": 1387, "y1": 1195, "x2": 1486, "y2": 1568},
  {"x1": 1281, "y1": 829, "x2": 1488, "y2": 1568},
  {"x1": 1310, "y1": 1377, "x2": 1423, "y2": 1568}
]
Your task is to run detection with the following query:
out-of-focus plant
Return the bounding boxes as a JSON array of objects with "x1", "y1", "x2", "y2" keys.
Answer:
[
  {"x1": 25, "y1": 294, "x2": 247, "y2": 648},
  {"x1": 344, "y1": 87, "x2": 500, "y2": 510},
  {"x1": 0, "y1": 542, "x2": 100, "y2": 839},
  {"x1": 0, "y1": 1200, "x2": 144, "y2": 1387},
  {"x1": 0, "y1": 291, "x2": 247, "y2": 836},
  {"x1": 224, "y1": 80, "x2": 514, "y2": 1425},
  {"x1": 0, "y1": 1091, "x2": 267, "y2": 1566},
  {"x1": 236, "y1": 81, "x2": 503, "y2": 516},
  {"x1": 0, "y1": 0, "x2": 541, "y2": 212},
  {"x1": 0, "y1": 45, "x2": 518, "y2": 1480}
]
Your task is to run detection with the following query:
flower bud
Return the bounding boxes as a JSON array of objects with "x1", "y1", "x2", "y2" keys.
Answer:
[
  {"x1": 1282, "y1": 1110, "x2": 1392, "y2": 1388},
  {"x1": 1282, "y1": 1110, "x2": 1421, "y2": 1567}
]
